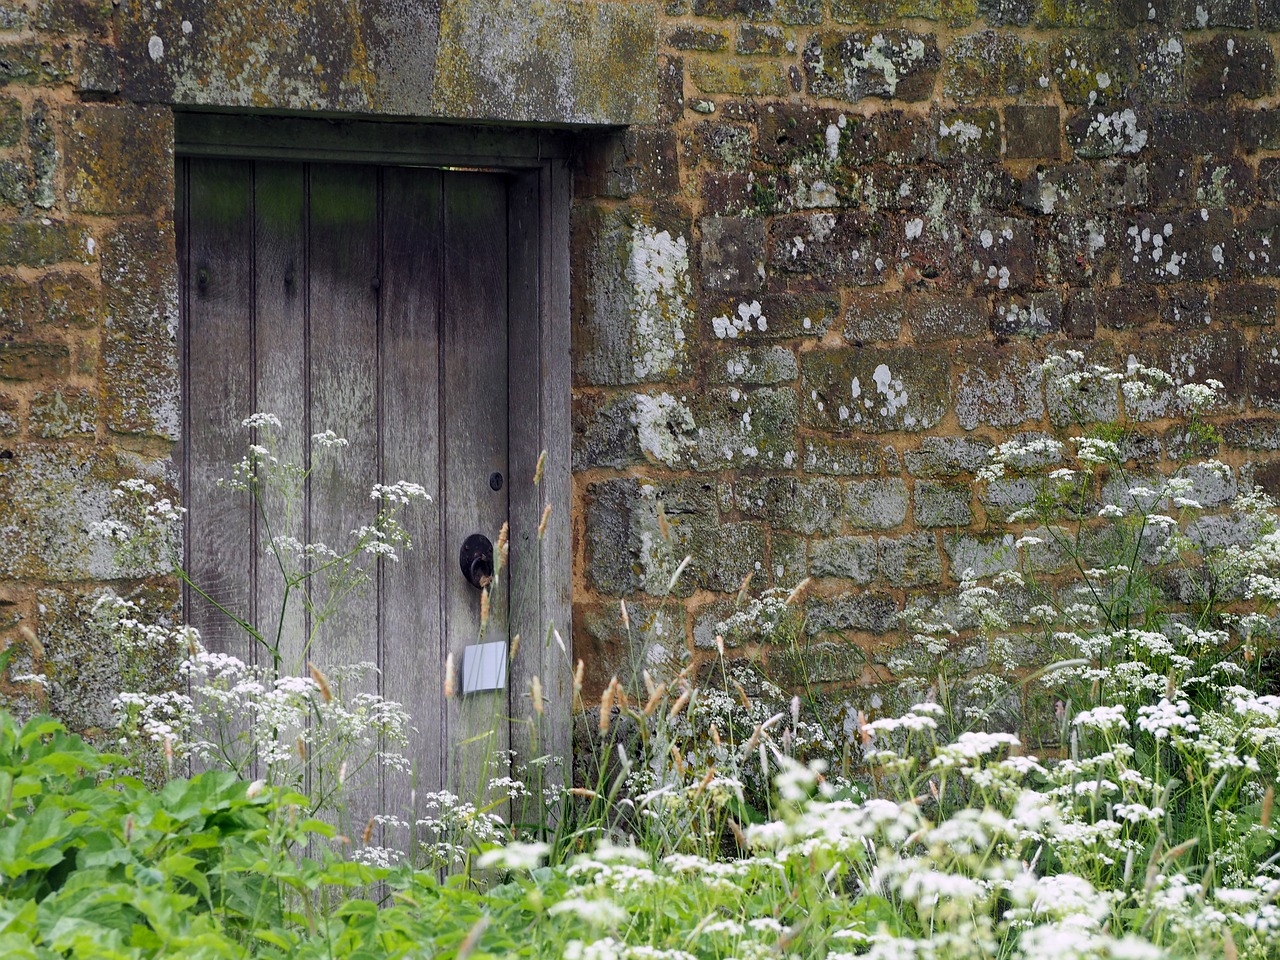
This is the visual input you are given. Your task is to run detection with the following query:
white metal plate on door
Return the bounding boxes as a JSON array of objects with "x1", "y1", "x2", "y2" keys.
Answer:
[{"x1": 461, "y1": 641, "x2": 508, "y2": 694}]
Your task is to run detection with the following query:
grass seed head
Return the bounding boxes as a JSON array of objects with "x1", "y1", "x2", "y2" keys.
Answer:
[
  {"x1": 494, "y1": 521, "x2": 509, "y2": 574},
  {"x1": 643, "y1": 683, "x2": 667, "y2": 716},
  {"x1": 308, "y1": 662, "x2": 333, "y2": 703},
  {"x1": 785, "y1": 577, "x2": 812, "y2": 605},
  {"x1": 668, "y1": 687, "x2": 691, "y2": 720},
  {"x1": 599, "y1": 678, "x2": 617, "y2": 734}
]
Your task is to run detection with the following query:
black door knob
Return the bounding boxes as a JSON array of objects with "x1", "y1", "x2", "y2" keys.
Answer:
[{"x1": 459, "y1": 533, "x2": 494, "y2": 589}]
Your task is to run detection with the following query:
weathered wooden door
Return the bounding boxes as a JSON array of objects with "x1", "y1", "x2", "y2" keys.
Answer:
[{"x1": 176, "y1": 158, "x2": 533, "y2": 829}]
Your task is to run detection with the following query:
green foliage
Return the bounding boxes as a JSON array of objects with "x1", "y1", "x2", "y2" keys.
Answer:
[{"x1": 0, "y1": 712, "x2": 399, "y2": 958}]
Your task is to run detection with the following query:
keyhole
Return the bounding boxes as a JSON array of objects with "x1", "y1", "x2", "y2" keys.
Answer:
[{"x1": 489, "y1": 471, "x2": 504, "y2": 492}]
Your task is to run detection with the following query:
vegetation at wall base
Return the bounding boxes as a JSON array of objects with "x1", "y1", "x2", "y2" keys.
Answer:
[{"x1": 4, "y1": 360, "x2": 1280, "y2": 958}]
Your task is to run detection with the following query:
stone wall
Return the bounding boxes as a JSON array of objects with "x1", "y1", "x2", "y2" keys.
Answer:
[
  {"x1": 0, "y1": 0, "x2": 177, "y2": 728},
  {"x1": 0, "y1": 0, "x2": 659, "y2": 734},
  {"x1": 3, "y1": 0, "x2": 1280, "y2": 736},
  {"x1": 571, "y1": 0, "x2": 1280, "y2": 723}
]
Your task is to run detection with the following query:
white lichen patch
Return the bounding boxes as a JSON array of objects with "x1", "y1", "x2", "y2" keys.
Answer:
[
  {"x1": 1032, "y1": 179, "x2": 1059, "y2": 214},
  {"x1": 825, "y1": 122, "x2": 841, "y2": 162},
  {"x1": 712, "y1": 300, "x2": 767, "y2": 339},
  {"x1": 722, "y1": 346, "x2": 797, "y2": 385},
  {"x1": 628, "y1": 226, "x2": 691, "y2": 381},
  {"x1": 996, "y1": 300, "x2": 1051, "y2": 332},
  {"x1": 873, "y1": 363, "x2": 910, "y2": 420},
  {"x1": 858, "y1": 33, "x2": 924, "y2": 96},
  {"x1": 971, "y1": 223, "x2": 1019, "y2": 289},
  {"x1": 1126, "y1": 221, "x2": 1185, "y2": 278},
  {"x1": 1086, "y1": 109, "x2": 1148, "y2": 156},
  {"x1": 632, "y1": 392, "x2": 696, "y2": 467},
  {"x1": 1086, "y1": 220, "x2": 1107, "y2": 256},
  {"x1": 938, "y1": 118, "x2": 982, "y2": 146},
  {"x1": 846, "y1": 364, "x2": 912, "y2": 426},
  {"x1": 920, "y1": 179, "x2": 955, "y2": 242},
  {"x1": 792, "y1": 179, "x2": 840, "y2": 209},
  {"x1": 825, "y1": 32, "x2": 927, "y2": 101},
  {"x1": 148, "y1": 35, "x2": 165, "y2": 62}
]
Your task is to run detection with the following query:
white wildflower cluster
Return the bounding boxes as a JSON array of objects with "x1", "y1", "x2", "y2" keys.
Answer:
[
  {"x1": 415, "y1": 790, "x2": 508, "y2": 868},
  {"x1": 862, "y1": 701, "x2": 942, "y2": 737},
  {"x1": 712, "y1": 588, "x2": 797, "y2": 647},
  {"x1": 1073, "y1": 704, "x2": 1129, "y2": 733},
  {"x1": 978, "y1": 435, "x2": 1064, "y2": 481},
  {"x1": 103, "y1": 596, "x2": 412, "y2": 804},
  {"x1": 89, "y1": 476, "x2": 187, "y2": 569},
  {"x1": 370, "y1": 480, "x2": 430, "y2": 505},
  {"x1": 476, "y1": 840, "x2": 548, "y2": 872},
  {"x1": 1135, "y1": 698, "x2": 1200, "y2": 741},
  {"x1": 311, "y1": 429, "x2": 348, "y2": 449},
  {"x1": 1176, "y1": 378, "x2": 1224, "y2": 412},
  {"x1": 1119, "y1": 360, "x2": 1174, "y2": 408},
  {"x1": 241, "y1": 412, "x2": 282, "y2": 430},
  {"x1": 1075, "y1": 436, "x2": 1121, "y2": 464},
  {"x1": 929, "y1": 730, "x2": 1020, "y2": 770}
]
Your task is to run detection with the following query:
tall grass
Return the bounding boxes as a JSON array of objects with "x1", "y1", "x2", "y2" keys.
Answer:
[{"x1": 70, "y1": 358, "x2": 1280, "y2": 958}]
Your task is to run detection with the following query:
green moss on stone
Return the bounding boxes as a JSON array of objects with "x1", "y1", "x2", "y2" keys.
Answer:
[
  {"x1": 1035, "y1": 0, "x2": 1116, "y2": 28},
  {"x1": 832, "y1": 0, "x2": 977, "y2": 26},
  {"x1": 688, "y1": 57, "x2": 791, "y2": 97},
  {"x1": 944, "y1": 31, "x2": 1047, "y2": 101},
  {"x1": 0, "y1": 220, "x2": 95, "y2": 268}
]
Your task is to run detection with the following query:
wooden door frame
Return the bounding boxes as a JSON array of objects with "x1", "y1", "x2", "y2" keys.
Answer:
[{"x1": 173, "y1": 111, "x2": 575, "y2": 783}]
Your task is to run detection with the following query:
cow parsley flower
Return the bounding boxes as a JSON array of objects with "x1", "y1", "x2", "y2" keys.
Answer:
[
  {"x1": 241, "y1": 412, "x2": 282, "y2": 430},
  {"x1": 1135, "y1": 699, "x2": 1200, "y2": 740},
  {"x1": 370, "y1": 481, "x2": 430, "y2": 504},
  {"x1": 476, "y1": 841, "x2": 549, "y2": 871},
  {"x1": 311, "y1": 429, "x2": 349, "y2": 449},
  {"x1": 1073, "y1": 705, "x2": 1129, "y2": 733}
]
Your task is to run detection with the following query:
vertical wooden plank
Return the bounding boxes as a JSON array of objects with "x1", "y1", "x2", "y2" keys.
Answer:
[
  {"x1": 442, "y1": 172, "x2": 510, "y2": 810},
  {"x1": 184, "y1": 158, "x2": 255, "y2": 663},
  {"x1": 176, "y1": 156, "x2": 189, "y2": 598},
  {"x1": 380, "y1": 167, "x2": 445, "y2": 829},
  {"x1": 253, "y1": 162, "x2": 308, "y2": 677},
  {"x1": 307, "y1": 164, "x2": 381, "y2": 828},
  {"x1": 506, "y1": 170, "x2": 548, "y2": 829},
  {"x1": 541, "y1": 161, "x2": 574, "y2": 792}
]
